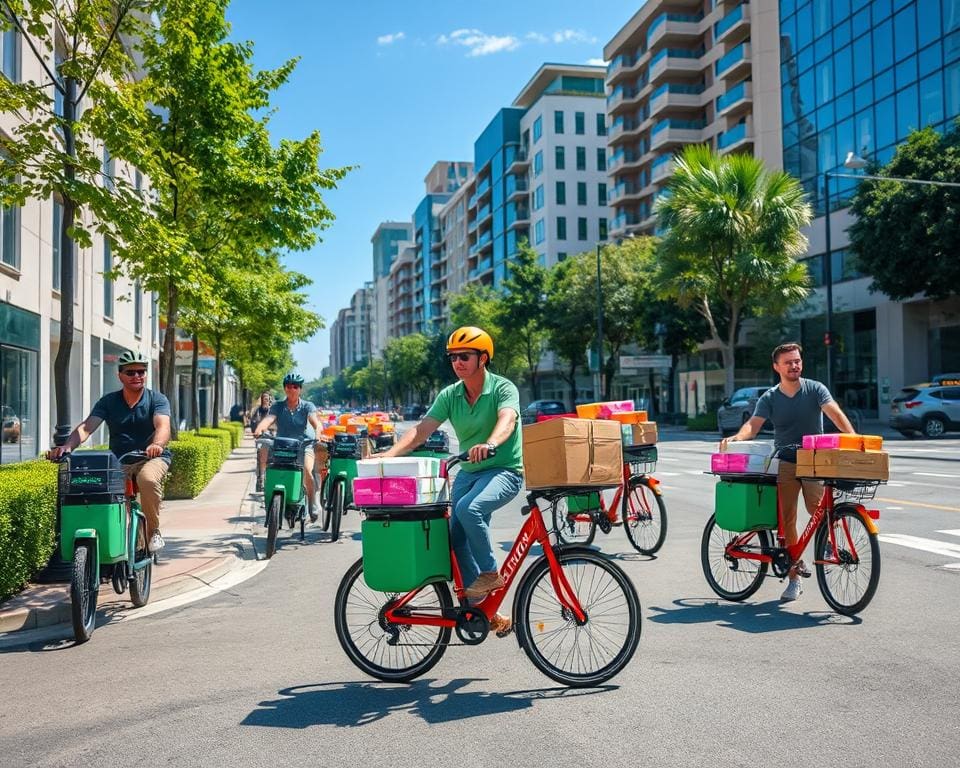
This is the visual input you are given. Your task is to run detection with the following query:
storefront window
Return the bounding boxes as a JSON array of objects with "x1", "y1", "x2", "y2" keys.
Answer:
[{"x1": 1, "y1": 345, "x2": 38, "y2": 464}]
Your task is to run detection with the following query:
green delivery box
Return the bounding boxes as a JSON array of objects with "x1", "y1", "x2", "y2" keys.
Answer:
[
  {"x1": 714, "y1": 481, "x2": 777, "y2": 532},
  {"x1": 361, "y1": 507, "x2": 451, "y2": 592},
  {"x1": 567, "y1": 492, "x2": 600, "y2": 513}
]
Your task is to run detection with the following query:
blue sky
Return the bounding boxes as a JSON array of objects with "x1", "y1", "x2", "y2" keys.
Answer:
[{"x1": 226, "y1": 0, "x2": 643, "y2": 380}]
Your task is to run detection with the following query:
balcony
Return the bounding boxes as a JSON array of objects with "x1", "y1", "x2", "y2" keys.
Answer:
[
  {"x1": 715, "y1": 42, "x2": 751, "y2": 81},
  {"x1": 609, "y1": 146, "x2": 647, "y2": 173},
  {"x1": 717, "y1": 121, "x2": 753, "y2": 152},
  {"x1": 649, "y1": 48, "x2": 704, "y2": 81},
  {"x1": 508, "y1": 206, "x2": 530, "y2": 229},
  {"x1": 468, "y1": 256, "x2": 494, "y2": 281},
  {"x1": 607, "y1": 84, "x2": 641, "y2": 112},
  {"x1": 607, "y1": 52, "x2": 642, "y2": 85},
  {"x1": 609, "y1": 181, "x2": 645, "y2": 204},
  {"x1": 506, "y1": 147, "x2": 529, "y2": 174},
  {"x1": 651, "y1": 154, "x2": 675, "y2": 182},
  {"x1": 646, "y1": 12, "x2": 703, "y2": 48},
  {"x1": 716, "y1": 80, "x2": 752, "y2": 117},
  {"x1": 714, "y1": 3, "x2": 748, "y2": 44},
  {"x1": 650, "y1": 118, "x2": 705, "y2": 149},
  {"x1": 649, "y1": 83, "x2": 705, "y2": 118},
  {"x1": 507, "y1": 177, "x2": 529, "y2": 200},
  {"x1": 476, "y1": 203, "x2": 492, "y2": 227}
]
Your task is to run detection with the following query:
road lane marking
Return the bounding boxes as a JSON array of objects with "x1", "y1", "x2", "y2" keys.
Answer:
[
  {"x1": 876, "y1": 497, "x2": 960, "y2": 512},
  {"x1": 913, "y1": 472, "x2": 960, "y2": 478},
  {"x1": 940, "y1": 530, "x2": 960, "y2": 538},
  {"x1": 878, "y1": 533, "x2": 960, "y2": 569}
]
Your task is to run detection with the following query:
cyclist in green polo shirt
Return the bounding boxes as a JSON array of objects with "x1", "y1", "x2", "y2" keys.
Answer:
[{"x1": 381, "y1": 326, "x2": 523, "y2": 636}]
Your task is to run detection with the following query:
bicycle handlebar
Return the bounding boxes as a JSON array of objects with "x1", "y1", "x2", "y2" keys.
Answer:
[{"x1": 444, "y1": 447, "x2": 496, "y2": 471}]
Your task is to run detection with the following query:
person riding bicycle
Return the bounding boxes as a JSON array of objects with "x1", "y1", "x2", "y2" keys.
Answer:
[
  {"x1": 252, "y1": 373, "x2": 322, "y2": 521},
  {"x1": 720, "y1": 342, "x2": 854, "y2": 602},
  {"x1": 249, "y1": 391, "x2": 274, "y2": 492},
  {"x1": 48, "y1": 349, "x2": 172, "y2": 553},
  {"x1": 381, "y1": 326, "x2": 523, "y2": 636}
]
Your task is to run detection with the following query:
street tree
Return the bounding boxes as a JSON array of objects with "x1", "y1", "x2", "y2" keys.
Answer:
[
  {"x1": 0, "y1": 0, "x2": 155, "y2": 444},
  {"x1": 656, "y1": 144, "x2": 812, "y2": 395},
  {"x1": 383, "y1": 334, "x2": 431, "y2": 404},
  {"x1": 847, "y1": 122, "x2": 960, "y2": 301},
  {"x1": 499, "y1": 241, "x2": 549, "y2": 399},
  {"x1": 448, "y1": 285, "x2": 522, "y2": 380},
  {"x1": 544, "y1": 257, "x2": 595, "y2": 408}
]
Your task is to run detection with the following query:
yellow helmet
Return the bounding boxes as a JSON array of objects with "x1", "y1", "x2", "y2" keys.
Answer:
[{"x1": 447, "y1": 326, "x2": 494, "y2": 361}]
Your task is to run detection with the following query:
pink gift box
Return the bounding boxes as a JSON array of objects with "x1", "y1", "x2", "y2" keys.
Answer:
[
  {"x1": 353, "y1": 477, "x2": 384, "y2": 506},
  {"x1": 712, "y1": 453, "x2": 753, "y2": 472},
  {"x1": 381, "y1": 476, "x2": 419, "y2": 506},
  {"x1": 711, "y1": 453, "x2": 730, "y2": 473},
  {"x1": 597, "y1": 400, "x2": 634, "y2": 419}
]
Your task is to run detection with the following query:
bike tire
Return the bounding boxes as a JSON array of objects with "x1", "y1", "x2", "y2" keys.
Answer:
[
  {"x1": 70, "y1": 542, "x2": 97, "y2": 643},
  {"x1": 552, "y1": 495, "x2": 597, "y2": 546},
  {"x1": 334, "y1": 557, "x2": 452, "y2": 683},
  {"x1": 700, "y1": 514, "x2": 770, "y2": 601},
  {"x1": 265, "y1": 493, "x2": 281, "y2": 559},
  {"x1": 622, "y1": 476, "x2": 668, "y2": 555},
  {"x1": 814, "y1": 506, "x2": 881, "y2": 616},
  {"x1": 320, "y1": 474, "x2": 332, "y2": 532},
  {"x1": 514, "y1": 548, "x2": 641, "y2": 687},
  {"x1": 129, "y1": 517, "x2": 152, "y2": 607},
  {"x1": 330, "y1": 479, "x2": 344, "y2": 543}
]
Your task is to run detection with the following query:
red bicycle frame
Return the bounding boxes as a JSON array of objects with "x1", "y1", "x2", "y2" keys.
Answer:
[
  {"x1": 567, "y1": 462, "x2": 662, "y2": 525},
  {"x1": 383, "y1": 500, "x2": 587, "y2": 629}
]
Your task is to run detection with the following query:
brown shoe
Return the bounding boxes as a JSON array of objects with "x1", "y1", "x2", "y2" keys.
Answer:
[
  {"x1": 464, "y1": 571, "x2": 505, "y2": 599},
  {"x1": 489, "y1": 613, "x2": 512, "y2": 637}
]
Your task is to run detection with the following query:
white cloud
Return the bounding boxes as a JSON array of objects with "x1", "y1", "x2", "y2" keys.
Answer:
[
  {"x1": 586, "y1": 57, "x2": 606, "y2": 66},
  {"x1": 552, "y1": 29, "x2": 596, "y2": 44},
  {"x1": 377, "y1": 31, "x2": 405, "y2": 46},
  {"x1": 438, "y1": 28, "x2": 521, "y2": 57},
  {"x1": 525, "y1": 32, "x2": 549, "y2": 43}
]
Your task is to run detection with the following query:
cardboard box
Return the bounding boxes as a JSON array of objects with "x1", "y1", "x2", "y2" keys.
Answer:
[
  {"x1": 801, "y1": 433, "x2": 885, "y2": 451},
  {"x1": 622, "y1": 421, "x2": 658, "y2": 446},
  {"x1": 522, "y1": 417, "x2": 623, "y2": 488},
  {"x1": 575, "y1": 400, "x2": 634, "y2": 419},
  {"x1": 608, "y1": 410, "x2": 648, "y2": 425},
  {"x1": 722, "y1": 440, "x2": 775, "y2": 458},
  {"x1": 796, "y1": 448, "x2": 889, "y2": 480}
]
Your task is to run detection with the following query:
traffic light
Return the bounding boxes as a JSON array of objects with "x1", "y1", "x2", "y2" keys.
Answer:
[{"x1": 823, "y1": 331, "x2": 833, "y2": 347}]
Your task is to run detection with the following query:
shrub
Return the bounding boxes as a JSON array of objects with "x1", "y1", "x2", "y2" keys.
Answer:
[
  {"x1": 166, "y1": 436, "x2": 222, "y2": 499},
  {"x1": 219, "y1": 421, "x2": 243, "y2": 449},
  {"x1": 196, "y1": 427, "x2": 233, "y2": 461},
  {"x1": 0, "y1": 460, "x2": 58, "y2": 600}
]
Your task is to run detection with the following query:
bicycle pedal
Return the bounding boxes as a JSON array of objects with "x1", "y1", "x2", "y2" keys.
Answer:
[{"x1": 495, "y1": 627, "x2": 514, "y2": 639}]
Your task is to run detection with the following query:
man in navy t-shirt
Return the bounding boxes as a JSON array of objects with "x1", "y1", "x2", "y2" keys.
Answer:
[{"x1": 49, "y1": 350, "x2": 172, "y2": 553}]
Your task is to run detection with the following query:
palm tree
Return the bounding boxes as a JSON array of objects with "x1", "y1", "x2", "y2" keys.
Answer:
[{"x1": 655, "y1": 144, "x2": 812, "y2": 396}]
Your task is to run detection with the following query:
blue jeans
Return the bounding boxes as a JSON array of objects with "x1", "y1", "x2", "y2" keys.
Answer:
[{"x1": 450, "y1": 467, "x2": 523, "y2": 589}]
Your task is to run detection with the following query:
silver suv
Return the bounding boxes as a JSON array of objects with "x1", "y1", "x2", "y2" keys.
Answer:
[
  {"x1": 716, "y1": 386, "x2": 772, "y2": 436},
  {"x1": 890, "y1": 384, "x2": 960, "y2": 438}
]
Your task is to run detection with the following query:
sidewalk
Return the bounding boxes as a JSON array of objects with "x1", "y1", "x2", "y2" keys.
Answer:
[{"x1": 0, "y1": 437, "x2": 265, "y2": 636}]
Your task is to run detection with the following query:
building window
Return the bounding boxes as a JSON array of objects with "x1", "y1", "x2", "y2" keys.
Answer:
[
  {"x1": 556, "y1": 180, "x2": 566, "y2": 205},
  {"x1": 554, "y1": 110, "x2": 564, "y2": 133},
  {"x1": 102, "y1": 147, "x2": 114, "y2": 190},
  {"x1": 1, "y1": 25, "x2": 19, "y2": 82},
  {"x1": 0, "y1": 342, "x2": 39, "y2": 464},
  {"x1": 134, "y1": 280, "x2": 142, "y2": 337},
  {"x1": 557, "y1": 252, "x2": 567, "y2": 262},
  {"x1": 597, "y1": 148, "x2": 607, "y2": 171},
  {"x1": 578, "y1": 217, "x2": 588, "y2": 241},
  {"x1": 596, "y1": 113, "x2": 607, "y2": 136},
  {"x1": 599, "y1": 218, "x2": 608, "y2": 241},
  {"x1": 557, "y1": 216, "x2": 567, "y2": 240},
  {"x1": 533, "y1": 115, "x2": 542, "y2": 143},
  {"x1": 576, "y1": 146, "x2": 586, "y2": 170},
  {"x1": 598, "y1": 183, "x2": 607, "y2": 206},
  {"x1": 1, "y1": 156, "x2": 19, "y2": 269},
  {"x1": 534, "y1": 150, "x2": 543, "y2": 176},
  {"x1": 103, "y1": 239, "x2": 113, "y2": 319},
  {"x1": 52, "y1": 198, "x2": 62, "y2": 290},
  {"x1": 577, "y1": 182, "x2": 587, "y2": 206},
  {"x1": 534, "y1": 218, "x2": 545, "y2": 244},
  {"x1": 534, "y1": 184, "x2": 544, "y2": 210},
  {"x1": 575, "y1": 111, "x2": 585, "y2": 134},
  {"x1": 555, "y1": 145, "x2": 565, "y2": 169}
]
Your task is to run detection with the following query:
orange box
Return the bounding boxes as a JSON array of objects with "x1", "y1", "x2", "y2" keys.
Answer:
[
  {"x1": 608, "y1": 410, "x2": 648, "y2": 425},
  {"x1": 861, "y1": 435, "x2": 883, "y2": 451}
]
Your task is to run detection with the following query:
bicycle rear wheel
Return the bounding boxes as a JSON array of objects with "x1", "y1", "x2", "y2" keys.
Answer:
[
  {"x1": 814, "y1": 506, "x2": 880, "y2": 616},
  {"x1": 334, "y1": 557, "x2": 452, "y2": 683},
  {"x1": 515, "y1": 548, "x2": 641, "y2": 687},
  {"x1": 320, "y1": 474, "x2": 332, "y2": 531},
  {"x1": 265, "y1": 493, "x2": 281, "y2": 559},
  {"x1": 701, "y1": 514, "x2": 770, "y2": 601},
  {"x1": 552, "y1": 496, "x2": 597, "y2": 545},
  {"x1": 622, "y1": 477, "x2": 667, "y2": 555},
  {"x1": 70, "y1": 542, "x2": 97, "y2": 643}
]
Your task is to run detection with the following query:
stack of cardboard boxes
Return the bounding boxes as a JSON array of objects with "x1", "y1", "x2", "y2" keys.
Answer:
[
  {"x1": 796, "y1": 434, "x2": 889, "y2": 481},
  {"x1": 352, "y1": 457, "x2": 449, "y2": 506}
]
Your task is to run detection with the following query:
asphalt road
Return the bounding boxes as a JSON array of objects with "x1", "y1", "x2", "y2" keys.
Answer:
[{"x1": 1, "y1": 431, "x2": 959, "y2": 768}]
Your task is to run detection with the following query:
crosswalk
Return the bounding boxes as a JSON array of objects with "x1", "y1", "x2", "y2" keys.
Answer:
[{"x1": 879, "y1": 529, "x2": 960, "y2": 571}]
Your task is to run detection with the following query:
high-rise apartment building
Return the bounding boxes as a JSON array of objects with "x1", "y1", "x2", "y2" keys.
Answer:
[
  {"x1": 329, "y1": 282, "x2": 374, "y2": 375},
  {"x1": 371, "y1": 221, "x2": 412, "y2": 281},
  {"x1": 433, "y1": 177, "x2": 475, "y2": 327},
  {"x1": 604, "y1": 1, "x2": 783, "y2": 239}
]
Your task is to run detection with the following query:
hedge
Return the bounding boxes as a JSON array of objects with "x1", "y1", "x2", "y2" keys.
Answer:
[
  {"x1": 165, "y1": 435, "x2": 223, "y2": 499},
  {"x1": 219, "y1": 421, "x2": 243, "y2": 449},
  {"x1": 0, "y1": 460, "x2": 58, "y2": 601},
  {"x1": 195, "y1": 427, "x2": 233, "y2": 462}
]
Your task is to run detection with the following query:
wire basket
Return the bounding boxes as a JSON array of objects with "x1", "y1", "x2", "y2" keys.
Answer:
[
  {"x1": 625, "y1": 445, "x2": 657, "y2": 477},
  {"x1": 829, "y1": 479, "x2": 882, "y2": 502}
]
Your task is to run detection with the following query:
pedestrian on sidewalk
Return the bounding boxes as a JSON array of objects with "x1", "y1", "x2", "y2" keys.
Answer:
[{"x1": 48, "y1": 350, "x2": 172, "y2": 553}]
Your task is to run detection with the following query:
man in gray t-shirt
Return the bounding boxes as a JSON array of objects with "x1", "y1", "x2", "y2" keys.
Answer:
[{"x1": 720, "y1": 342, "x2": 854, "y2": 602}]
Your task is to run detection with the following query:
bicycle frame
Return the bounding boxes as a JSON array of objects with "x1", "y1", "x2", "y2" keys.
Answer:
[
  {"x1": 383, "y1": 498, "x2": 588, "y2": 629},
  {"x1": 569, "y1": 462, "x2": 662, "y2": 525},
  {"x1": 124, "y1": 477, "x2": 153, "y2": 572}
]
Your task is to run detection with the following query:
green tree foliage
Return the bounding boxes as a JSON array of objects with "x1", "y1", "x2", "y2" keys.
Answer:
[
  {"x1": 544, "y1": 257, "x2": 594, "y2": 408},
  {"x1": 499, "y1": 241, "x2": 549, "y2": 398},
  {"x1": 448, "y1": 285, "x2": 523, "y2": 380},
  {"x1": 847, "y1": 123, "x2": 960, "y2": 301},
  {"x1": 384, "y1": 334, "x2": 432, "y2": 404},
  {"x1": 655, "y1": 145, "x2": 812, "y2": 394}
]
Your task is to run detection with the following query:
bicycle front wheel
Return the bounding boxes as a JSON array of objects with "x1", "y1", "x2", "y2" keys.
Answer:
[
  {"x1": 70, "y1": 542, "x2": 97, "y2": 643},
  {"x1": 622, "y1": 476, "x2": 667, "y2": 555},
  {"x1": 814, "y1": 506, "x2": 880, "y2": 616},
  {"x1": 552, "y1": 496, "x2": 597, "y2": 545},
  {"x1": 334, "y1": 557, "x2": 452, "y2": 683},
  {"x1": 265, "y1": 493, "x2": 281, "y2": 559},
  {"x1": 320, "y1": 474, "x2": 332, "y2": 532},
  {"x1": 129, "y1": 517, "x2": 152, "y2": 607},
  {"x1": 701, "y1": 515, "x2": 770, "y2": 601},
  {"x1": 330, "y1": 479, "x2": 344, "y2": 542},
  {"x1": 515, "y1": 549, "x2": 641, "y2": 687}
]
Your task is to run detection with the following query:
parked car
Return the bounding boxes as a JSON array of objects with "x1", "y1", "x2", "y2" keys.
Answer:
[
  {"x1": 520, "y1": 399, "x2": 568, "y2": 426},
  {"x1": 716, "y1": 387, "x2": 772, "y2": 436},
  {"x1": 890, "y1": 383, "x2": 960, "y2": 438},
  {"x1": 415, "y1": 430, "x2": 449, "y2": 453},
  {"x1": 1, "y1": 407, "x2": 20, "y2": 443},
  {"x1": 402, "y1": 404, "x2": 426, "y2": 421}
]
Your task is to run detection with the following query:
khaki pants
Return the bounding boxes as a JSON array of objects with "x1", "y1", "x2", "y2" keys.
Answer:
[
  {"x1": 777, "y1": 460, "x2": 823, "y2": 548},
  {"x1": 124, "y1": 458, "x2": 169, "y2": 537}
]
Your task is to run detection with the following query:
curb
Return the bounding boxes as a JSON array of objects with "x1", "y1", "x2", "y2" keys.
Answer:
[{"x1": 0, "y1": 549, "x2": 247, "y2": 636}]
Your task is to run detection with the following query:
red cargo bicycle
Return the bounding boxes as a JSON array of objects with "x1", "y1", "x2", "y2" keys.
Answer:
[{"x1": 333, "y1": 454, "x2": 642, "y2": 687}]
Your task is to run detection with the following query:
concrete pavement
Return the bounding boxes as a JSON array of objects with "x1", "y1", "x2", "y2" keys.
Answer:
[{"x1": 0, "y1": 437, "x2": 265, "y2": 636}]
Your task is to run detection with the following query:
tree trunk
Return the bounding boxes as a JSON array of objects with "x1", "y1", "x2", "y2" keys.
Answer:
[
  {"x1": 162, "y1": 281, "x2": 180, "y2": 438},
  {"x1": 565, "y1": 361, "x2": 578, "y2": 412},
  {"x1": 212, "y1": 334, "x2": 222, "y2": 429},
  {"x1": 190, "y1": 332, "x2": 200, "y2": 431},
  {"x1": 723, "y1": 304, "x2": 742, "y2": 397},
  {"x1": 667, "y1": 353, "x2": 679, "y2": 413}
]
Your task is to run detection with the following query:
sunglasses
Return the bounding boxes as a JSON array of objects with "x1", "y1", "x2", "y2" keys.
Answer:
[
  {"x1": 121, "y1": 369, "x2": 147, "y2": 377},
  {"x1": 284, "y1": 383, "x2": 302, "y2": 389},
  {"x1": 447, "y1": 352, "x2": 478, "y2": 363}
]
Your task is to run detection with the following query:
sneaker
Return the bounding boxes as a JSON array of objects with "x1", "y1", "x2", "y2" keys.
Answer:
[
  {"x1": 308, "y1": 504, "x2": 318, "y2": 523},
  {"x1": 489, "y1": 613, "x2": 513, "y2": 637},
  {"x1": 780, "y1": 579, "x2": 803, "y2": 602},
  {"x1": 464, "y1": 571, "x2": 506, "y2": 599},
  {"x1": 148, "y1": 531, "x2": 165, "y2": 553},
  {"x1": 794, "y1": 559, "x2": 812, "y2": 578}
]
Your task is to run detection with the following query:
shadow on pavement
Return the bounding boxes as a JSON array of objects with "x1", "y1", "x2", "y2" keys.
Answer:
[
  {"x1": 647, "y1": 597, "x2": 861, "y2": 633},
  {"x1": 241, "y1": 678, "x2": 616, "y2": 728}
]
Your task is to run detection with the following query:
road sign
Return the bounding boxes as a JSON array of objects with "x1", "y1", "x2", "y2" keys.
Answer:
[{"x1": 619, "y1": 354, "x2": 671, "y2": 369}]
